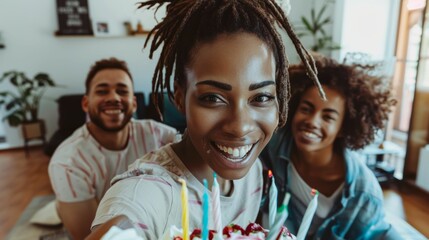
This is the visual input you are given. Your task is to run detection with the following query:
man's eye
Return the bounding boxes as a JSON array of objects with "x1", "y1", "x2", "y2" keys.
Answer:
[
  {"x1": 117, "y1": 90, "x2": 129, "y2": 95},
  {"x1": 96, "y1": 90, "x2": 108, "y2": 95}
]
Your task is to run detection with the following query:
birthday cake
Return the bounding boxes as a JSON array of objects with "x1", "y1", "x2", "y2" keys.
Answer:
[{"x1": 160, "y1": 223, "x2": 296, "y2": 240}]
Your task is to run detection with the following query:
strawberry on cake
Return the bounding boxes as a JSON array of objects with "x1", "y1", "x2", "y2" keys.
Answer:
[{"x1": 160, "y1": 223, "x2": 296, "y2": 240}]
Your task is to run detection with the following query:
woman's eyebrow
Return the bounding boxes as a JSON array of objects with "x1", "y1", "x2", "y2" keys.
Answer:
[
  {"x1": 323, "y1": 108, "x2": 340, "y2": 116},
  {"x1": 249, "y1": 80, "x2": 275, "y2": 90},
  {"x1": 302, "y1": 100, "x2": 340, "y2": 116},
  {"x1": 196, "y1": 80, "x2": 232, "y2": 90}
]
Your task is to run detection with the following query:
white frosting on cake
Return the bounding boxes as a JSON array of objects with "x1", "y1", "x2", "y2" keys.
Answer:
[{"x1": 101, "y1": 223, "x2": 296, "y2": 240}]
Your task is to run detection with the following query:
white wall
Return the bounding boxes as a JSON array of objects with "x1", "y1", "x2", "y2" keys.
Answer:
[
  {"x1": 335, "y1": 0, "x2": 401, "y2": 63},
  {"x1": 1, "y1": 0, "x2": 396, "y2": 150}
]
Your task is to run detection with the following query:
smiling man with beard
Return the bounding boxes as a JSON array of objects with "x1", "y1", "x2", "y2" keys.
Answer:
[{"x1": 48, "y1": 58, "x2": 178, "y2": 239}]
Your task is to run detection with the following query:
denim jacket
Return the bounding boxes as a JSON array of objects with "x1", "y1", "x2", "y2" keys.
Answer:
[{"x1": 260, "y1": 129, "x2": 400, "y2": 240}]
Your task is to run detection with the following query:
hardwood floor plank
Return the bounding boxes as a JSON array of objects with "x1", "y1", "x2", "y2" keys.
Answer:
[{"x1": 0, "y1": 148, "x2": 53, "y2": 239}]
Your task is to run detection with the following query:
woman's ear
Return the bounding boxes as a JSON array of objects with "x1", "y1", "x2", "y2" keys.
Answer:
[{"x1": 174, "y1": 82, "x2": 186, "y2": 114}]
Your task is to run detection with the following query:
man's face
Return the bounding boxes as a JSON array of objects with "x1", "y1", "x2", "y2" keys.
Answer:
[{"x1": 82, "y1": 69, "x2": 136, "y2": 132}]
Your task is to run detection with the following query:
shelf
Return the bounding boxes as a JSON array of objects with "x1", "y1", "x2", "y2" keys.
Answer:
[{"x1": 54, "y1": 30, "x2": 151, "y2": 37}]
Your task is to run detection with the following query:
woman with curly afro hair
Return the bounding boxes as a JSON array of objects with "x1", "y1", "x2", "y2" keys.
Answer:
[{"x1": 261, "y1": 55, "x2": 400, "y2": 239}]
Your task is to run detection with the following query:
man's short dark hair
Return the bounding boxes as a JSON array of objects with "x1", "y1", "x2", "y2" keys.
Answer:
[{"x1": 85, "y1": 57, "x2": 133, "y2": 94}]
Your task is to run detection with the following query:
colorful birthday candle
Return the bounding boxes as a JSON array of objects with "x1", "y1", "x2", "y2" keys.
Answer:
[
  {"x1": 211, "y1": 173, "x2": 222, "y2": 239},
  {"x1": 267, "y1": 192, "x2": 291, "y2": 240},
  {"x1": 268, "y1": 170, "x2": 278, "y2": 229},
  {"x1": 296, "y1": 189, "x2": 318, "y2": 240},
  {"x1": 202, "y1": 179, "x2": 209, "y2": 240},
  {"x1": 179, "y1": 178, "x2": 190, "y2": 240}
]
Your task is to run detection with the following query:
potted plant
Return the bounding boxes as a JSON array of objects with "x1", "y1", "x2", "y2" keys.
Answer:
[
  {"x1": 294, "y1": 0, "x2": 340, "y2": 53},
  {"x1": 0, "y1": 71, "x2": 57, "y2": 143}
]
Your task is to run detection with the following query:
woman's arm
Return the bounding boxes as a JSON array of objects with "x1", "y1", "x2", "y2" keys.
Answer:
[{"x1": 85, "y1": 215, "x2": 134, "y2": 240}]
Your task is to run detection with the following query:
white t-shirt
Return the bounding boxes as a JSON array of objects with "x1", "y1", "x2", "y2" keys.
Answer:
[
  {"x1": 48, "y1": 119, "x2": 178, "y2": 202},
  {"x1": 92, "y1": 144, "x2": 263, "y2": 239},
  {"x1": 289, "y1": 163, "x2": 344, "y2": 235}
]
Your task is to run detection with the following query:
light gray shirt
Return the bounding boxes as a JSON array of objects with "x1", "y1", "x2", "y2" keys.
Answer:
[{"x1": 92, "y1": 144, "x2": 263, "y2": 239}]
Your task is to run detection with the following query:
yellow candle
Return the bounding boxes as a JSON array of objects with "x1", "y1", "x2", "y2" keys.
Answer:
[{"x1": 179, "y1": 178, "x2": 190, "y2": 240}]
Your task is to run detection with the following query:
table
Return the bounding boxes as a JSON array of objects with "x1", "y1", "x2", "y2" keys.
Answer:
[{"x1": 360, "y1": 141, "x2": 405, "y2": 183}]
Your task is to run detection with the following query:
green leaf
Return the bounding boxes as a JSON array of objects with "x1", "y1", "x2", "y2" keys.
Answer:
[
  {"x1": 320, "y1": 17, "x2": 331, "y2": 26},
  {"x1": 301, "y1": 17, "x2": 314, "y2": 33},
  {"x1": 311, "y1": 8, "x2": 316, "y2": 24},
  {"x1": 11, "y1": 75, "x2": 18, "y2": 86},
  {"x1": 316, "y1": 4, "x2": 328, "y2": 23},
  {"x1": 5, "y1": 114, "x2": 23, "y2": 127},
  {"x1": 1, "y1": 70, "x2": 57, "y2": 123},
  {"x1": 2, "y1": 108, "x2": 25, "y2": 126}
]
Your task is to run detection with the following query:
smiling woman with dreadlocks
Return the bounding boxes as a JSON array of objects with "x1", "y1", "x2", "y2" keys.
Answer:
[{"x1": 87, "y1": 0, "x2": 324, "y2": 239}]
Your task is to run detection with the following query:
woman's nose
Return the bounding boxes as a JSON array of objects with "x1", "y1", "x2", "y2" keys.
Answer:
[
  {"x1": 222, "y1": 104, "x2": 255, "y2": 137},
  {"x1": 304, "y1": 113, "x2": 321, "y2": 128}
]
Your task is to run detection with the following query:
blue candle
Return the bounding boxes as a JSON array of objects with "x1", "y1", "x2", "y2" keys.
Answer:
[{"x1": 202, "y1": 179, "x2": 209, "y2": 240}]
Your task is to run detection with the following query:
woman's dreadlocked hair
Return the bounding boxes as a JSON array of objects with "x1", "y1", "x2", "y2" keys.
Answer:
[
  {"x1": 288, "y1": 55, "x2": 397, "y2": 150},
  {"x1": 138, "y1": 0, "x2": 325, "y2": 127}
]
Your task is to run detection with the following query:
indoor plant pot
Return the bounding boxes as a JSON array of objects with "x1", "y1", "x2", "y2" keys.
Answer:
[{"x1": 0, "y1": 71, "x2": 56, "y2": 151}]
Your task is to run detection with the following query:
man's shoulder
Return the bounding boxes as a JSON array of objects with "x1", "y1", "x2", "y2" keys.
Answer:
[
  {"x1": 132, "y1": 119, "x2": 177, "y2": 131},
  {"x1": 50, "y1": 125, "x2": 97, "y2": 162}
]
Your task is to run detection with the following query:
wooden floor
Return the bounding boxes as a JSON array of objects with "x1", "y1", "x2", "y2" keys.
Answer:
[
  {"x1": 0, "y1": 147, "x2": 53, "y2": 239},
  {"x1": 0, "y1": 147, "x2": 428, "y2": 239}
]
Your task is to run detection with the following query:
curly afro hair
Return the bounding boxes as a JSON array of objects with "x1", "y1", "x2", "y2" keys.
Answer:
[{"x1": 288, "y1": 55, "x2": 397, "y2": 150}]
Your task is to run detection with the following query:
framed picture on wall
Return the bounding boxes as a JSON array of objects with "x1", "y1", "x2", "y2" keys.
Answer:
[
  {"x1": 56, "y1": 0, "x2": 93, "y2": 35},
  {"x1": 92, "y1": 20, "x2": 127, "y2": 37},
  {"x1": 95, "y1": 22, "x2": 109, "y2": 35}
]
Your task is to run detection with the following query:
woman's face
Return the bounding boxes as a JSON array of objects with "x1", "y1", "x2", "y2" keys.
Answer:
[
  {"x1": 292, "y1": 85, "x2": 345, "y2": 154},
  {"x1": 176, "y1": 32, "x2": 279, "y2": 180}
]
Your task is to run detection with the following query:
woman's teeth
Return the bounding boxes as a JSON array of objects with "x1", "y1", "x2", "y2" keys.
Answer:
[
  {"x1": 216, "y1": 144, "x2": 252, "y2": 159},
  {"x1": 303, "y1": 131, "x2": 319, "y2": 139}
]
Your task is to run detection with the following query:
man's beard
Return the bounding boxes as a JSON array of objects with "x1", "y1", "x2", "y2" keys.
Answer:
[{"x1": 88, "y1": 110, "x2": 133, "y2": 132}]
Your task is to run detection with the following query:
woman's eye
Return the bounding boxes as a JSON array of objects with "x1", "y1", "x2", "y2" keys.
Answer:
[
  {"x1": 199, "y1": 94, "x2": 224, "y2": 104},
  {"x1": 324, "y1": 115, "x2": 336, "y2": 121},
  {"x1": 298, "y1": 106, "x2": 310, "y2": 113},
  {"x1": 253, "y1": 94, "x2": 275, "y2": 103}
]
